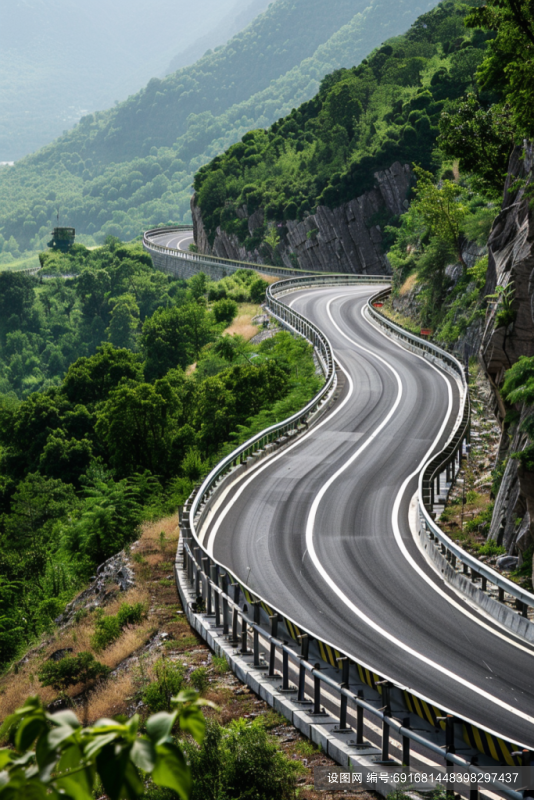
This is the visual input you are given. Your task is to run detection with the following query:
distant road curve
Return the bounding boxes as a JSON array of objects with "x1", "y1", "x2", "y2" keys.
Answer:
[{"x1": 148, "y1": 228, "x2": 194, "y2": 252}]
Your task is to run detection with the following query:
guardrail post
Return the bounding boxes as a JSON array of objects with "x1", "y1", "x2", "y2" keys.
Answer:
[
  {"x1": 202, "y1": 558, "x2": 213, "y2": 615},
  {"x1": 280, "y1": 648, "x2": 292, "y2": 691},
  {"x1": 229, "y1": 606, "x2": 239, "y2": 646},
  {"x1": 402, "y1": 717, "x2": 411, "y2": 767},
  {"x1": 268, "y1": 614, "x2": 279, "y2": 678},
  {"x1": 212, "y1": 566, "x2": 221, "y2": 627},
  {"x1": 232, "y1": 583, "x2": 240, "y2": 605},
  {"x1": 221, "y1": 574, "x2": 229, "y2": 635},
  {"x1": 240, "y1": 613, "x2": 250, "y2": 654},
  {"x1": 498, "y1": 586, "x2": 505, "y2": 603},
  {"x1": 297, "y1": 635, "x2": 310, "y2": 703},
  {"x1": 337, "y1": 658, "x2": 351, "y2": 732},
  {"x1": 251, "y1": 602, "x2": 262, "y2": 667},
  {"x1": 311, "y1": 665, "x2": 325, "y2": 715},
  {"x1": 194, "y1": 548, "x2": 201, "y2": 596},
  {"x1": 379, "y1": 682, "x2": 392, "y2": 763},
  {"x1": 356, "y1": 690, "x2": 364, "y2": 745}
]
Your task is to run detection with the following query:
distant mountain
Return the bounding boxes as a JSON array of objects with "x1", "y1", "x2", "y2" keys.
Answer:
[
  {"x1": 0, "y1": 0, "x2": 244, "y2": 161},
  {"x1": 0, "y1": 0, "x2": 440, "y2": 254},
  {"x1": 166, "y1": 0, "x2": 271, "y2": 73}
]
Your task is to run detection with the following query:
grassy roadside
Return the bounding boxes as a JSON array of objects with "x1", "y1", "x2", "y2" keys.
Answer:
[{"x1": 0, "y1": 515, "x2": 374, "y2": 799}]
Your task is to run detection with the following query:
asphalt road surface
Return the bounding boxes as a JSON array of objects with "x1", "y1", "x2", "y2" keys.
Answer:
[
  {"x1": 148, "y1": 228, "x2": 194, "y2": 252},
  {"x1": 202, "y1": 285, "x2": 534, "y2": 747}
]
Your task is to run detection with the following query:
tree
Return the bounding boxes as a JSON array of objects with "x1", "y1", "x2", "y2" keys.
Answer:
[
  {"x1": 4, "y1": 473, "x2": 77, "y2": 551},
  {"x1": 107, "y1": 293, "x2": 140, "y2": 349},
  {"x1": 249, "y1": 277, "x2": 268, "y2": 303},
  {"x1": 95, "y1": 378, "x2": 182, "y2": 477},
  {"x1": 466, "y1": 0, "x2": 534, "y2": 136},
  {"x1": 76, "y1": 268, "x2": 111, "y2": 320},
  {"x1": 39, "y1": 430, "x2": 93, "y2": 485},
  {"x1": 142, "y1": 304, "x2": 214, "y2": 380},
  {"x1": 0, "y1": 273, "x2": 35, "y2": 335},
  {"x1": 411, "y1": 166, "x2": 469, "y2": 269},
  {"x1": 65, "y1": 476, "x2": 141, "y2": 564},
  {"x1": 188, "y1": 272, "x2": 208, "y2": 301},
  {"x1": 0, "y1": 691, "x2": 207, "y2": 800},
  {"x1": 212, "y1": 298, "x2": 238, "y2": 325},
  {"x1": 438, "y1": 95, "x2": 515, "y2": 193},
  {"x1": 63, "y1": 344, "x2": 143, "y2": 405}
]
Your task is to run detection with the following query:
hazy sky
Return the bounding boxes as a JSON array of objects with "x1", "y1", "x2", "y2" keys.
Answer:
[{"x1": 0, "y1": 0, "x2": 269, "y2": 160}]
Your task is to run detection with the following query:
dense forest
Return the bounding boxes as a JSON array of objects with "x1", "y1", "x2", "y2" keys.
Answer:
[
  {"x1": 194, "y1": 0, "x2": 499, "y2": 250},
  {"x1": 0, "y1": 0, "x2": 439, "y2": 258},
  {"x1": 0, "y1": 245, "x2": 321, "y2": 668}
]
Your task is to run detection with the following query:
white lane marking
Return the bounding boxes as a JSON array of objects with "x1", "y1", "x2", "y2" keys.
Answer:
[
  {"x1": 203, "y1": 285, "x2": 534, "y2": 742},
  {"x1": 361, "y1": 302, "x2": 534, "y2": 653},
  {"x1": 301, "y1": 294, "x2": 534, "y2": 728},
  {"x1": 203, "y1": 286, "x2": 374, "y2": 554}
]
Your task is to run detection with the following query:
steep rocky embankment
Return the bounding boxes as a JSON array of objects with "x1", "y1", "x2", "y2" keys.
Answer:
[
  {"x1": 480, "y1": 143, "x2": 534, "y2": 569},
  {"x1": 192, "y1": 162, "x2": 412, "y2": 274}
]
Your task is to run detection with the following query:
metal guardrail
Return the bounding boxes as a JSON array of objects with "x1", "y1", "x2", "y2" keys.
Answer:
[
  {"x1": 177, "y1": 275, "x2": 533, "y2": 782},
  {"x1": 178, "y1": 541, "x2": 529, "y2": 800},
  {"x1": 368, "y1": 289, "x2": 534, "y2": 617},
  {"x1": 143, "y1": 225, "x2": 372, "y2": 278}
]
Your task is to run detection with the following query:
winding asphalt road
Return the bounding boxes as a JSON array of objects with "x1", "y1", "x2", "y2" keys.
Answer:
[
  {"x1": 200, "y1": 285, "x2": 534, "y2": 748},
  {"x1": 149, "y1": 228, "x2": 194, "y2": 252}
]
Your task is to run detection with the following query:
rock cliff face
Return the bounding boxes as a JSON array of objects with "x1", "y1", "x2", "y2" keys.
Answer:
[
  {"x1": 481, "y1": 143, "x2": 534, "y2": 567},
  {"x1": 191, "y1": 162, "x2": 412, "y2": 274}
]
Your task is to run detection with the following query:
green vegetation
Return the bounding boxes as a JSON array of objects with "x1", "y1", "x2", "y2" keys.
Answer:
[
  {"x1": 90, "y1": 602, "x2": 147, "y2": 651},
  {"x1": 0, "y1": 245, "x2": 322, "y2": 670},
  {"x1": 502, "y1": 357, "x2": 534, "y2": 471},
  {"x1": 142, "y1": 658, "x2": 187, "y2": 713},
  {"x1": 0, "y1": 0, "x2": 439, "y2": 256},
  {"x1": 183, "y1": 719, "x2": 302, "y2": 800},
  {"x1": 194, "y1": 0, "x2": 497, "y2": 250},
  {"x1": 0, "y1": 692, "x2": 207, "y2": 800},
  {"x1": 37, "y1": 651, "x2": 109, "y2": 693}
]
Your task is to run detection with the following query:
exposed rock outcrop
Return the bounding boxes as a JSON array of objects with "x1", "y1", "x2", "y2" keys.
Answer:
[
  {"x1": 481, "y1": 143, "x2": 534, "y2": 570},
  {"x1": 192, "y1": 162, "x2": 412, "y2": 274}
]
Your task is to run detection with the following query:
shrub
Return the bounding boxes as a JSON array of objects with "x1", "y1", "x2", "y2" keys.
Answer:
[
  {"x1": 38, "y1": 651, "x2": 109, "y2": 692},
  {"x1": 91, "y1": 601, "x2": 146, "y2": 651},
  {"x1": 476, "y1": 540, "x2": 506, "y2": 556},
  {"x1": 249, "y1": 277, "x2": 268, "y2": 303},
  {"x1": 142, "y1": 657, "x2": 187, "y2": 713},
  {"x1": 91, "y1": 613, "x2": 120, "y2": 651},
  {"x1": 185, "y1": 719, "x2": 302, "y2": 800},
  {"x1": 212, "y1": 655, "x2": 230, "y2": 674},
  {"x1": 213, "y1": 297, "x2": 238, "y2": 324},
  {"x1": 190, "y1": 666, "x2": 209, "y2": 693}
]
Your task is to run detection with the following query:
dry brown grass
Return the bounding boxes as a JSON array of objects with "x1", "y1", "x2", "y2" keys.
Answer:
[
  {"x1": 138, "y1": 516, "x2": 180, "y2": 547},
  {"x1": 186, "y1": 362, "x2": 197, "y2": 376},
  {"x1": 85, "y1": 673, "x2": 135, "y2": 724},
  {"x1": 0, "y1": 586, "x2": 152, "y2": 717},
  {"x1": 100, "y1": 623, "x2": 155, "y2": 669},
  {"x1": 223, "y1": 303, "x2": 262, "y2": 341},
  {"x1": 399, "y1": 273, "x2": 418, "y2": 296}
]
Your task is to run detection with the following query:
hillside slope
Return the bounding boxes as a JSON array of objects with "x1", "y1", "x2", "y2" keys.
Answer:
[
  {"x1": 192, "y1": 0, "x2": 495, "y2": 270},
  {"x1": 0, "y1": 0, "x2": 246, "y2": 162},
  {"x1": 0, "y1": 0, "x2": 439, "y2": 256}
]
